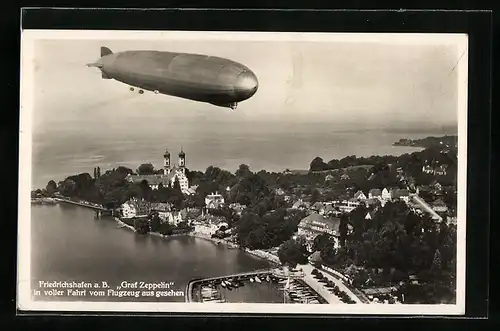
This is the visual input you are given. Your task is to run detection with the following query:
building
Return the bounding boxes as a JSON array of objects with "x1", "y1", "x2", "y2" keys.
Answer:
[
  {"x1": 353, "y1": 190, "x2": 367, "y2": 201},
  {"x1": 292, "y1": 199, "x2": 311, "y2": 210},
  {"x1": 381, "y1": 188, "x2": 392, "y2": 200},
  {"x1": 297, "y1": 212, "x2": 353, "y2": 249},
  {"x1": 150, "y1": 202, "x2": 173, "y2": 220},
  {"x1": 121, "y1": 198, "x2": 151, "y2": 219},
  {"x1": 126, "y1": 148, "x2": 190, "y2": 194},
  {"x1": 320, "y1": 204, "x2": 339, "y2": 217},
  {"x1": 368, "y1": 188, "x2": 382, "y2": 200},
  {"x1": 340, "y1": 173, "x2": 350, "y2": 180},
  {"x1": 229, "y1": 203, "x2": 246, "y2": 215},
  {"x1": 205, "y1": 192, "x2": 225, "y2": 209},
  {"x1": 422, "y1": 163, "x2": 448, "y2": 176},
  {"x1": 432, "y1": 199, "x2": 448, "y2": 213},
  {"x1": 311, "y1": 202, "x2": 326, "y2": 212},
  {"x1": 333, "y1": 199, "x2": 360, "y2": 213},
  {"x1": 393, "y1": 189, "x2": 410, "y2": 203},
  {"x1": 325, "y1": 174, "x2": 334, "y2": 182}
]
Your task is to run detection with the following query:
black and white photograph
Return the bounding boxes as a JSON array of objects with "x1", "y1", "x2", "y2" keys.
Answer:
[{"x1": 18, "y1": 30, "x2": 467, "y2": 315}]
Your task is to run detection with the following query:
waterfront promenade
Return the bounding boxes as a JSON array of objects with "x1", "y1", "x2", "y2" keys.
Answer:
[{"x1": 299, "y1": 263, "x2": 364, "y2": 304}]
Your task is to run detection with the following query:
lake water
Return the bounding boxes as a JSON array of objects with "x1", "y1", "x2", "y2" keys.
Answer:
[
  {"x1": 30, "y1": 204, "x2": 281, "y2": 302},
  {"x1": 31, "y1": 122, "x2": 435, "y2": 190}
]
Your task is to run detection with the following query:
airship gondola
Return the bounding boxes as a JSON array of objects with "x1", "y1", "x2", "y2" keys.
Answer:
[{"x1": 87, "y1": 47, "x2": 259, "y2": 110}]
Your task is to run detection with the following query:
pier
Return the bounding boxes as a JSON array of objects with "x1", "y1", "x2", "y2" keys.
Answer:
[
  {"x1": 54, "y1": 197, "x2": 110, "y2": 211},
  {"x1": 53, "y1": 197, "x2": 112, "y2": 219}
]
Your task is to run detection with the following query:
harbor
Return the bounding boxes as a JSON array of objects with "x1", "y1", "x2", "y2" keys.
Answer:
[{"x1": 186, "y1": 268, "x2": 327, "y2": 304}]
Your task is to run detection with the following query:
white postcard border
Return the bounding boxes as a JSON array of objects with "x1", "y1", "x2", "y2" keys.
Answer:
[{"x1": 18, "y1": 30, "x2": 469, "y2": 315}]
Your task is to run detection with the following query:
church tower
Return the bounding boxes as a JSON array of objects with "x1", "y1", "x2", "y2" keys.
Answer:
[
  {"x1": 178, "y1": 148, "x2": 186, "y2": 174},
  {"x1": 163, "y1": 148, "x2": 171, "y2": 175}
]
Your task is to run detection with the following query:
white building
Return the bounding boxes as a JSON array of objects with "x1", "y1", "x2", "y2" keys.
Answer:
[
  {"x1": 121, "y1": 198, "x2": 151, "y2": 219},
  {"x1": 333, "y1": 199, "x2": 360, "y2": 213},
  {"x1": 205, "y1": 192, "x2": 225, "y2": 209},
  {"x1": 381, "y1": 188, "x2": 392, "y2": 200}
]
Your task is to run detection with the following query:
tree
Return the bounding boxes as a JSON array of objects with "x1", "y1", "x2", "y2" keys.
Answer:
[
  {"x1": 277, "y1": 239, "x2": 308, "y2": 268},
  {"x1": 150, "y1": 212, "x2": 162, "y2": 233},
  {"x1": 339, "y1": 213, "x2": 349, "y2": 247},
  {"x1": 311, "y1": 189, "x2": 321, "y2": 204},
  {"x1": 235, "y1": 164, "x2": 252, "y2": 179},
  {"x1": 431, "y1": 249, "x2": 442, "y2": 275},
  {"x1": 46, "y1": 180, "x2": 57, "y2": 196},
  {"x1": 173, "y1": 178, "x2": 182, "y2": 193},
  {"x1": 310, "y1": 157, "x2": 328, "y2": 172},
  {"x1": 137, "y1": 163, "x2": 155, "y2": 175}
]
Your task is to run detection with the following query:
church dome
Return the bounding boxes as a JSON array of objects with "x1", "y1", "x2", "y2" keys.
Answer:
[
  {"x1": 164, "y1": 149, "x2": 170, "y2": 156},
  {"x1": 179, "y1": 149, "x2": 185, "y2": 157}
]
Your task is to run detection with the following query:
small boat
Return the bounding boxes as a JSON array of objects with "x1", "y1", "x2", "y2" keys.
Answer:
[
  {"x1": 220, "y1": 282, "x2": 227, "y2": 288},
  {"x1": 266, "y1": 275, "x2": 271, "y2": 282},
  {"x1": 249, "y1": 277, "x2": 255, "y2": 283},
  {"x1": 255, "y1": 276, "x2": 262, "y2": 283}
]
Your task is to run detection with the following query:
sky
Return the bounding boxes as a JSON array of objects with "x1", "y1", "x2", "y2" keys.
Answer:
[{"x1": 27, "y1": 33, "x2": 466, "y2": 135}]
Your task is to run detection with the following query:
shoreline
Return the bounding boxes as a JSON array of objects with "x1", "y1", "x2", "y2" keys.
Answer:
[{"x1": 112, "y1": 217, "x2": 280, "y2": 266}]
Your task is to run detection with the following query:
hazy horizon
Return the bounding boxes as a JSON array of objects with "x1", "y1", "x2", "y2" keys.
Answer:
[{"x1": 30, "y1": 36, "x2": 462, "y2": 136}]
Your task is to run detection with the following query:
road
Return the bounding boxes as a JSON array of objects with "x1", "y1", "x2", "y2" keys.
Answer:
[
  {"x1": 411, "y1": 195, "x2": 443, "y2": 221},
  {"x1": 298, "y1": 263, "x2": 363, "y2": 304}
]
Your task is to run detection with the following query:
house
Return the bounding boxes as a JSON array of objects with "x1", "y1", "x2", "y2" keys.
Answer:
[
  {"x1": 334, "y1": 199, "x2": 360, "y2": 213},
  {"x1": 150, "y1": 202, "x2": 173, "y2": 220},
  {"x1": 340, "y1": 173, "x2": 350, "y2": 180},
  {"x1": 321, "y1": 204, "x2": 338, "y2": 217},
  {"x1": 432, "y1": 199, "x2": 448, "y2": 213},
  {"x1": 164, "y1": 211, "x2": 184, "y2": 226},
  {"x1": 292, "y1": 199, "x2": 310, "y2": 210},
  {"x1": 422, "y1": 165, "x2": 434, "y2": 174},
  {"x1": 368, "y1": 188, "x2": 382, "y2": 200},
  {"x1": 393, "y1": 189, "x2": 410, "y2": 203},
  {"x1": 274, "y1": 188, "x2": 285, "y2": 196},
  {"x1": 381, "y1": 188, "x2": 392, "y2": 200},
  {"x1": 205, "y1": 192, "x2": 225, "y2": 209},
  {"x1": 121, "y1": 198, "x2": 151, "y2": 219},
  {"x1": 365, "y1": 212, "x2": 373, "y2": 220},
  {"x1": 311, "y1": 202, "x2": 326, "y2": 212},
  {"x1": 229, "y1": 203, "x2": 246, "y2": 215},
  {"x1": 325, "y1": 174, "x2": 334, "y2": 182},
  {"x1": 431, "y1": 181, "x2": 443, "y2": 192},
  {"x1": 364, "y1": 198, "x2": 379, "y2": 208},
  {"x1": 297, "y1": 212, "x2": 353, "y2": 249},
  {"x1": 353, "y1": 190, "x2": 367, "y2": 201},
  {"x1": 434, "y1": 165, "x2": 448, "y2": 176}
]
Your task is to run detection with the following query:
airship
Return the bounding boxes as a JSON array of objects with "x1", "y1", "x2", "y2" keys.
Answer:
[{"x1": 87, "y1": 47, "x2": 259, "y2": 110}]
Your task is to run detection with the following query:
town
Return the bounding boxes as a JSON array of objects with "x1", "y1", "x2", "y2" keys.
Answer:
[{"x1": 31, "y1": 135, "x2": 458, "y2": 305}]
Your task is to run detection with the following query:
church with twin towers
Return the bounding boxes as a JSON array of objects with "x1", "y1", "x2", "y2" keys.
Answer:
[{"x1": 126, "y1": 147, "x2": 190, "y2": 194}]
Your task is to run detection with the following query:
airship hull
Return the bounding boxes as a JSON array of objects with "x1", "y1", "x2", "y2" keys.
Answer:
[{"x1": 90, "y1": 48, "x2": 258, "y2": 109}]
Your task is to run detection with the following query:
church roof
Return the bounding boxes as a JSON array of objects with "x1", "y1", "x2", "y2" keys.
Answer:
[{"x1": 128, "y1": 169, "x2": 186, "y2": 186}]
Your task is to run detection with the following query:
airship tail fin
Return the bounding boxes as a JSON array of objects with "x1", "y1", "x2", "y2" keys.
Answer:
[
  {"x1": 101, "y1": 46, "x2": 113, "y2": 57},
  {"x1": 101, "y1": 71, "x2": 111, "y2": 79}
]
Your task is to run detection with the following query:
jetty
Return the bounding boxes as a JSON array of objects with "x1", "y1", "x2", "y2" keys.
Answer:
[{"x1": 53, "y1": 197, "x2": 112, "y2": 218}]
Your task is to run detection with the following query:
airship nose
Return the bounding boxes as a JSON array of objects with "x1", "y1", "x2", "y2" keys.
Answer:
[{"x1": 234, "y1": 70, "x2": 258, "y2": 100}]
